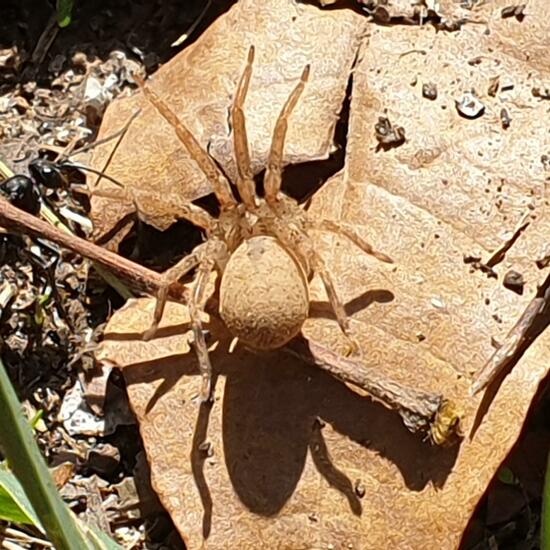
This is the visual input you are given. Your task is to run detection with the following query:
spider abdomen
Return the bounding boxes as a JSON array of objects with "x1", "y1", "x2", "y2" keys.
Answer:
[{"x1": 219, "y1": 236, "x2": 309, "y2": 350}]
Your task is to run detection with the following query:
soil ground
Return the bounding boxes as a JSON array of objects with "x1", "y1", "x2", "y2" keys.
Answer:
[{"x1": 0, "y1": 1, "x2": 548, "y2": 548}]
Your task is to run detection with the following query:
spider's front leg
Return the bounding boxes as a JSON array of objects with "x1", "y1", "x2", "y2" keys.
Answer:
[
  {"x1": 135, "y1": 75, "x2": 238, "y2": 212},
  {"x1": 76, "y1": 186, "x2": 215, "y2": 232},
  {"x1": 263, "y1": 64, "x2": 310, "y2": 205}
]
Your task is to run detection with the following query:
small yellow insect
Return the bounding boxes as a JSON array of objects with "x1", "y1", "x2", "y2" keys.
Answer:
[{"x1": 430, "y1": 399, "x2": 463, "y2": 446}]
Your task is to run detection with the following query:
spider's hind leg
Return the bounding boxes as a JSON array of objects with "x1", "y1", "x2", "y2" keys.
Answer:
[
  {"x1": 189, "y1": 256, "x2": 218, "y2": 402},
  {"x1": 309, "y1": 250, "x2": 360, "y2": 356},
  {"x1": 273, "y1": 223, "x2": 360, "y2": 355},
  {"x1": 308, "y1": 218, "x2": 393, "y2": 264},
  {"x1": 143, "y1": 240, "x2": 228, "y2": 401}
]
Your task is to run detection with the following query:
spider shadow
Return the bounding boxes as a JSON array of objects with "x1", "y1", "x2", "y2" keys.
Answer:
[
  {"x1": 309, "y1": 287, "x2": 395, "y2": 320},
  {"x1": 118, "y1": 324, "x2": 459, "y2": 538},
  {"x1": 220, "y1": 350, "x2": 459, "y2": 519},
  {"x1": 104, "y1": 321, "x2": 193, "y2": 414}
]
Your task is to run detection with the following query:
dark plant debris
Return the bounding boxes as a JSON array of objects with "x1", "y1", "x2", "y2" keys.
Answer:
[
  {"x1": 374, "y1": 116, "x2": 406, "y2": 151},
  {"x1": 0, "y1": 0, "x2": 234, "y2": 547}
]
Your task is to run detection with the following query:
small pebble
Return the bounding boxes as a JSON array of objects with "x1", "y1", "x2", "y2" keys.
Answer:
[
  {"x1": 500, "y1": 107, "x2": 511, "y2": 129},
  {"x1": 354, "y1": 480, "x2": 366, "y2": 498},
  {"x1": 501, "y1": 4, "x2": 526, "y2": 21},
  {"x1": 422, "y1": 82, "x2": 438, "y2": 100},
  {"x1": 374, "y1": 116, "x2": 406, "y2": 149},
  {"x1": 198, "y1": 440, "x2": 214, "y2": 457},
  {"x1": 456, "y1": 92, "x2": 485, "y2": 119},
  {"x1": 431, "y1": 297, "x2": 446, "y2": 309},
  {"x1": 503, "y1": 269, "x2": 524, "y2": 294},
  {"x1": 532, "y1": 86, "x2": 550, "y2": 100},
  {"x1": 491, "y1": 336, "x2": 501, "y2": 349},
  {"x1": 535, "y1": 245, "x2": 550, "y2": 269},
  {"x1": 71, "y1": 51, "x2": 87, "y2": 68}
]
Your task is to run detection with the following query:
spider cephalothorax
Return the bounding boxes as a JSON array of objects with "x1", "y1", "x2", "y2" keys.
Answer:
[{"x1": 96, "y1": 46, "x2": 392, "y2": 400}]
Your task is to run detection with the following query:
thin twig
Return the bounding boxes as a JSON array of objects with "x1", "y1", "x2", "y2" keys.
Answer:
[
  {"x1": 484, "y1": 210, "x2": 531, "y2": 268},
  {"x1": 0, "y1": 198, "x2": 187, "y2": 304},
  {"x1": 30, "y1": 14, "x2": 59, "y2": 66},
  {"x1": 0, "y1": 200, "x2": 460, "y2": 443},
  {"x1": 471, "y1": 280, "x2": 550, "y2": 395},
  {"x1": 66, "y1": 109, "x2": 141, "y2": 159},
  {"x1": 0, "y1": 159, "x2": 133, "y2": 300},
  {"x1": 284, "y1": 337, "x2": 457, "y2": 442},
  {"x1": 171, "y1": 0, "x2": 212, "y2": 47}
]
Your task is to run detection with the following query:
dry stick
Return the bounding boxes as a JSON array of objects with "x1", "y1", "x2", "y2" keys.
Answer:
[
  {"x1": 0, "y1": 198, "x2": 187, "y2": 304},
  {"x1": 0, "y1": 199, "x2": 452, "y2": 438},
  {"x1": 30, "y1": 14, "x2": 59, "y2": 65},
  {"x1": 471, "y1": 285, "x2": 550, "y2": 395},
  {"x1": 0, "y1": 158, "x2": 132, "y2": 300},
  {"x1": 285, "y1": 338, "x2": 446, "y2": 437},
  {"x1": 484, "y1": 210, "x2": 531, "y2": 268}
]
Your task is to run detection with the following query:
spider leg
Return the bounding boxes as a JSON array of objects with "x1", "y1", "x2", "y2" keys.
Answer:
[
  {"x1": 264, "y1": 64, "x2": 310, "y2": 204},
  {"x1": 309, "y1": 219, "x2": 393, "y2": 264},
  {"x1": 142, "y1": 239, "x2": 227, "y2": 342},
  {"x1": 310, "y1": 251, "x2": 360, "y2": 354},
  {"x1": 231, "y1": 46, "x2": 258, "y2": 209},
  {"x1": 142, "y1": 245, "x2": 204, "y2": 341},
  {"x1": 189, "y1": 257, "x2": 217, "y2": 401},
  {"x1": 272, "y1": 223, "x2": 359, "y2": 354},
  {"x1": 135, "y1": 76, "x2": 238, "y2": 210},
  {"x1": 143, "y1": 240, "x2": 228, "y2": 401},
  {"x1": 75, "y1": 186, "x2": 215, "y2": 231}
]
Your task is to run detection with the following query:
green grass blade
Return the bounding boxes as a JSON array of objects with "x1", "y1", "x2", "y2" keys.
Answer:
[
  {"x1": 56, "y1": 0, "x2": 74, "y2": 27},
  {"x1": 0, "y1": 356, "x2": 91, "y2": 549},
  {"x1": 0, "y1": 465, "x2": 45, "y2": 529}
]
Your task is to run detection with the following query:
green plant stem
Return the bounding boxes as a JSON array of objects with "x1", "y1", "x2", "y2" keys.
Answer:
[{"x1": 0, "y1": 357, "x2": 91, "y2": 549}]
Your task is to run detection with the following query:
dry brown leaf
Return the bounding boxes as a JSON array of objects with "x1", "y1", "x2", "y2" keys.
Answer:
[
  {"x1": 88, "y1": 0, "x2": 366, "y2": 243},
  {"x1": 96, "y1": 0, "x2": 550, "y2": 548}
]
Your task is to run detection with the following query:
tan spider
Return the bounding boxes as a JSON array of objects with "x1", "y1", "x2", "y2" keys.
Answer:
[{"x1": 96, "y1": 47, "x2": 392, "y2": 401}]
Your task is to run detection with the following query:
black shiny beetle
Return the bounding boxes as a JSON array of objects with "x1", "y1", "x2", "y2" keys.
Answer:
[
  {"x1": 0, "y1": 158, "x2": 68, "y2": 215},
  {"x1": 0, "y1": 110, "x2": 140, "y2": 215},
  {"x1": 0, "y1": 158, "x2": 123, "y2": 215}
]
